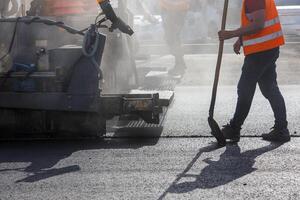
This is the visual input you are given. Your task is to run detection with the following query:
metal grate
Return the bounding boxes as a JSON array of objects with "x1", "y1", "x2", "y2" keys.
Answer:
[
  {"x1": 143, "y1": 79, "x2": 178, "y2": 91},
  {"x1": 117, "y1": 107, "x2": 168, "y2": 129}
]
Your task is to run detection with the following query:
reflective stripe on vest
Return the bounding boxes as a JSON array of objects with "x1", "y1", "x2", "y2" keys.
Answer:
[
  {"x1": 45, "y1": 0, "x2": 96, "y2": 16},
  {"x1": 241, "y1": 0, "x2": 285, "y2": 55},
  {"x1": 245, "y1": 16, "x2": 280, "y2": 28},
  {"x1": 243, "y1": 30, "x2": 283, "y2": 46},
  {"x1": 264, "y1": 17, "x2": 280, "y2": 28}
]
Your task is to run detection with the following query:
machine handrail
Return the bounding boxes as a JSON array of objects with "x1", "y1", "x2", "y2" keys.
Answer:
[{"x1": 0, "y1": 17, "x2": 85, "y2": 36}]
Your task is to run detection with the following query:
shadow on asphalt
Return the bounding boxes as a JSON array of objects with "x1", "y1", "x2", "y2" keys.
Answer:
[
  {"x1": 113, "y1": 127, "x2": 164, "y2": 138},
  {"x1": 0, "y1": 138, "x2": 159, "y2": 183},
  {"x1": 158, "y1": 142, "x2": 283, "y2": 200}
]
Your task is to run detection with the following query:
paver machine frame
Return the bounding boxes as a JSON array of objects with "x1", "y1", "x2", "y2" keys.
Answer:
[{"x1": 0, "y1": 12, "x2": 168, "y2": 137}]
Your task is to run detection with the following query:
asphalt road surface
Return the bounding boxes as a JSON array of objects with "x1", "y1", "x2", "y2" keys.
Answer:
[
  {"x1": 1, "y1": 41, "x2": 300, "y2": 200},
  {"x1": 1, "y1": 139, "x2": 300, "y2": 200}
]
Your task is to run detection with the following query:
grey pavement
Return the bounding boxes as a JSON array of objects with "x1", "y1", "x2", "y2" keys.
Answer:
[
  {"x1": 0, "y1": 138, "x2": 300, "y2": 200},
  {"x1": 160, "y1": 85, "x2": 300, "y2": 137}
]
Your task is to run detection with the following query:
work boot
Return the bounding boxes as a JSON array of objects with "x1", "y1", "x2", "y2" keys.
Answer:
[
  {"x1": 262, "y1": 127, "x2": 291, "y2": 143},
  {"x1": 168, "y1": 59, "x2": 187, "y2": 76},
  {"x1": 175, "y1": 56, "x2": 187, "y2": 69},
  {"x1": 221, "y1": 124, "x2": 241, "y2": 143}
]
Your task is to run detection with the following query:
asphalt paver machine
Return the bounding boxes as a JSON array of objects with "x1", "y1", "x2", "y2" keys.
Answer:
[{"x1": 0, "y1": 7, "x2": 169, "y2": 137}]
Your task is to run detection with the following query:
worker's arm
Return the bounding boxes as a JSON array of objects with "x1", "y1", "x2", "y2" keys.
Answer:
[{"x1": 218, "y1": 9, "x2": 266, "y2": 41}]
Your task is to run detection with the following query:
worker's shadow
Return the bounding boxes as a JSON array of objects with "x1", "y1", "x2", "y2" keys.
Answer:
[
  {"x1": 159, "y1": 142, "x2": 283, "y2": 198},
  {"x1": 0, "y1": 138, "x2": 159, "y2": 183}
]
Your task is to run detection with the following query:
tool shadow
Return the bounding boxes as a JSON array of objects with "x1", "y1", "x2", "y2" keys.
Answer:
[{"x1": 158, "y1": 141, "x2": 283, "y2": 199}]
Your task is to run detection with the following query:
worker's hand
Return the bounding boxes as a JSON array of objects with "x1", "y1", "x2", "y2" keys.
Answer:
[
  {"x1": 233, "y1": 39, "x2": 242, "y2": 55},
  {"x1": 218, "y1": 30, "x2": 235, "y2": 41}
]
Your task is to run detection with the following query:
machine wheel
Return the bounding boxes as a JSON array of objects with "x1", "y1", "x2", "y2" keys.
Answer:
[
  {"x1": 0, "y1": 109, "x2": 106, "y2": 138},
  {"x1": 51, "y1": 112, "x2": 106, "y2": 137},
  {"x1": 0, "y1": 109, "x2": 48, "y2": 137}
]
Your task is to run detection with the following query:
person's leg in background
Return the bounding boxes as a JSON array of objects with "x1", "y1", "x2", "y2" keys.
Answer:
[{"x1": 162, "y1": 10, "x2": 187, "y2": 75}]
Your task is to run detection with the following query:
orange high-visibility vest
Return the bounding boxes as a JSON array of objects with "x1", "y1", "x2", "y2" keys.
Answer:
[
  {"x1": 44, "y1": 0, "x2": 98, "y2": 16},
  {"x1": 241, "y1": 0, "x2": 285, "y2": 56},
  {"x1": 159, "y1": 0, "x2": 189, "y2": 12},
  {"x1": 45, "y1": 0, "x2": 85, "y2": 16}
]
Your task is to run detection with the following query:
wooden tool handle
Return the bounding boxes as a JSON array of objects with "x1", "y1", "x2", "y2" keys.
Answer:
[{"x1": 209, "y1": 0, "x2": 229, "y2": 118}]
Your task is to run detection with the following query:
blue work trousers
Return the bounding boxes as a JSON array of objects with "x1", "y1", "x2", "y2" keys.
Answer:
[{"x1": 231, "y1": 47, "x2": 288, "y2": 130}]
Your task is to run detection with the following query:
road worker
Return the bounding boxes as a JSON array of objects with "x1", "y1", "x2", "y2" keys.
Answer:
[
  {"x1": 159, "y1": 0, "x2": 190, "y2": 76},
  {"x1": 27, "y1": 0, "x2": 98, "y2": 16},
  {"x1": 219, "y1": 0, "x2": 290, "y2": 143}
]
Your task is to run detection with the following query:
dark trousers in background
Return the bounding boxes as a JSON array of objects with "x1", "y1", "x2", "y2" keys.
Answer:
[
  {"x1": 231, "y1": 47, "x2": 288, "y2": 130},
  {"x1": 161, "y1": 10, "x2": 187, "y2": 67}
]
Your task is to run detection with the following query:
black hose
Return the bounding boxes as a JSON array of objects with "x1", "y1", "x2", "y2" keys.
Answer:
[
  {"x1": 82, "y1": 25, "x2": 104, "y2": 80},
  {"x1": 82, "y1": 26, "x2": 100, "y2": 58},
  {"x1": 79, "y1": 17, "x2": 108, "y2": 34},
  {"x1": 0, "y1": 17, "x2": 84, "y2": 36}
]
